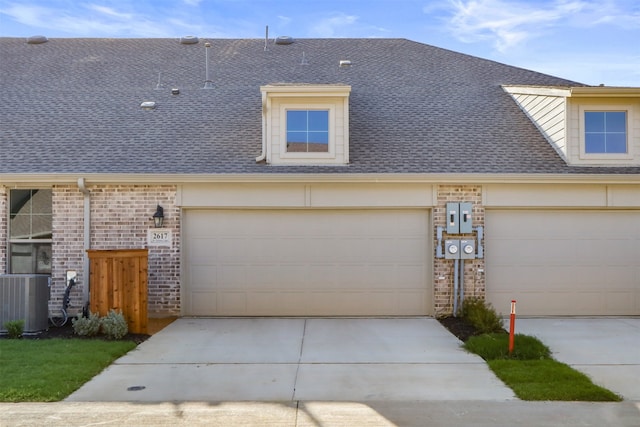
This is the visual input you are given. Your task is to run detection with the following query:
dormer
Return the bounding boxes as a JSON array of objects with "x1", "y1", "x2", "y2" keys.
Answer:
[
  {"x1": 503, "y1": 85, "x2": 640, "y2": 167},
  {"x1": 258, "y1": 84, "x2": 351, "y2": 165}
]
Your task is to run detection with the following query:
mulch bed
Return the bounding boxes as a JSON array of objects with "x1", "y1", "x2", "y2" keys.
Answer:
[
  {"x1": 437, "y1": 316, "x2": 480, "y2": 342},
  {"x1": 2, "y1": 322, "x2": 150, "y2": 344}
]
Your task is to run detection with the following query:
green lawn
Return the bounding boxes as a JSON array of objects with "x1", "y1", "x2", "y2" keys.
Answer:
[
  {"x1": 464, "y1": 333, "x2": 622, "y2": 401},
  {"x1": 0, "y1": 339, "x2": 136, "y2": 402},
  {"x1": 489, "y1": 359, "x2": 621, "y2": 401}
]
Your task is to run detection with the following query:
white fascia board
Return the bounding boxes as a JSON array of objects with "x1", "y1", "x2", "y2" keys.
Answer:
[
  {"x1": 260, "y1": 84, "x2": 351, "y2": 97},
  {"x1": 502, "y1": 85, "x2": 571, "y2": 97},
  {"x1": 569, "y1": 87, "x2": 640, "y2": 98}
]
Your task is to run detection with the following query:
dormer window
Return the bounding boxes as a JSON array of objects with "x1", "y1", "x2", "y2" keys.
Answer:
[
  {"x1": 502, "y1": 85, "x2": 639, "y2": 167},
  {"x1": 584, "y1": 111, "x2": 627, "y2": 154},
  {"x1": 286, "y1": 110, "x2": 329, "y2": 153},
  {"x1": 259, "y1": 84, "x2": 350, "y2": 165}
]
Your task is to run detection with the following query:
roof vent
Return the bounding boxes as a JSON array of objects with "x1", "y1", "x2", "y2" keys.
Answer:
[
  {"x1": 203, "y1": 42, "x2": 214, "y2": 89},
  {"x1": 275, "y1": 36, "x2": 294, "y2": 45},
  {"x1": 27, "y1": 35, "x2": 48, "y2": 44},
  {"x1": 140, "y1": 101, "x2": 156, "y2": 110},
  {"x1": 171, "y1": 88, "x2": 180, "y2": 95},
  {"x1": 339, "y1": 60, "x2": 352, "y2": 67},
  {"x1": 180, "y1": 36, "x2": 199, "y2": 45}
]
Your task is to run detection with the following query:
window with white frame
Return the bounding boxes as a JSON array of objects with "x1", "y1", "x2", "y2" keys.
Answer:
[
  {"x1": 280, "y1": 104, "x2": 335, "y2": 158},
  {"x1": 286, "y1": 109, "x2": 330, "y2": 153},
  {"x1": 584, "y1": 111, "x2": 627, "y2": 154},
  {"x1": 579, "y1": 104, "x2": 634, "y2": 161},
  {"x1": 9, "y1": 189, "x2": 52, "y2": 274}
]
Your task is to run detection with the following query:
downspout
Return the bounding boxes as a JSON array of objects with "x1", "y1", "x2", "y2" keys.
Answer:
[
  {"x1": 77, "y1": 178, "x2": 91, "y2": 311},
  {"x1": 255, "y1": 91, "x2": 267, "y2": 162}
]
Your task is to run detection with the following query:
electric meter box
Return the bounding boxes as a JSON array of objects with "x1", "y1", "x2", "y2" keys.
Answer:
[
  {"x1": 459, "y1": 202, "x2": 473, "y2": 233},
  {"x1": 444, "y1": 240, "x2": 460, "y2": 259},
  {"x1": 446, "y1": 202, "x2": 473, "y2": 234},
  {"x1": 446, "y1": 203, "x2": 460, "y2": 234},
  {"x1": 460, "y1": 239, "x2": 476, "y2": 259}
]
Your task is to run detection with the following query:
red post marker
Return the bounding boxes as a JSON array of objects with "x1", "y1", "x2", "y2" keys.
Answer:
[{"x1": 509, "y1": 300, "x2": 516, "y2": 355}]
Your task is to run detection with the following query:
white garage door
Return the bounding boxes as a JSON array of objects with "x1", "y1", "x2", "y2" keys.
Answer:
[
  {"x1": 486, "y1": 210, "x2": 640, "y2": 316},
  {"x1": 183, "y1": 209, "x2": 432, "y2": 316}
]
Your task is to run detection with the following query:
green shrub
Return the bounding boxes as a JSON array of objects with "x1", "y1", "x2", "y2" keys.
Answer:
[
  {"x1": 460, "y1": 297, "x2": 504, "y2": 334},
  {"x1": 4, "y1": 320, "x2": 25, "y2": 339},
  {"x1": 100, "y1": 310, "x2": 128, "y2": 340},
  {"x1": 464, "y1": 333, "x2": 552, "y2": 360},
  {"x1": 72, "y1": 312, "x2": 101, "y2": 337}
]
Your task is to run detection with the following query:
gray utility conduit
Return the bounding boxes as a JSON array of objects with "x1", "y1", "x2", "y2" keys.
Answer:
[
  {"x1": 77, "y1": 178, "x2": 91, "y2": 309},
  {"x1": 453, "y1": 258, "x2": 465, "y2": 317}
]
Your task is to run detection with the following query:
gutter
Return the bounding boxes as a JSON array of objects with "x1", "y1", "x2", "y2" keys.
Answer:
[
  {"x1": 3, "y1": 173, "x2": 640, "y2": 185},
  {"x1": 77, "y1": 177, "x2": 91, "y2": 311},
  {"x1": 255, "y1": 91, "x2": 268, "y2": 163}
]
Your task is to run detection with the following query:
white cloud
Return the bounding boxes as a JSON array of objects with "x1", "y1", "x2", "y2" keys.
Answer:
[
  {"x1": 277, "y1": 15, "x2": 291, "y2": 26},
  {"x1": 446, "y1": 0, "x2": 588, "y2": 52},
  {"x1": 1, "y1": 4, "x2": 55, "y2": 29},
  {"x1": 310, "y1": 13, "x2": 358, "y2": 37},
  {"x1": 86, "y1": 4, "x2": 133, "y2": 20},
  {"x1": 0, "y1": 2, "x2": 173, "y2": 37}
]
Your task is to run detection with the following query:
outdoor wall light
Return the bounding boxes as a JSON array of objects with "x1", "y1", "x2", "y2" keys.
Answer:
[{"x1": 152, "y1": 205, "x2": 164, "y2": 228}]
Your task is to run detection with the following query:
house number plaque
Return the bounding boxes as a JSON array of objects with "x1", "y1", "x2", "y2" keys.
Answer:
[{"x1": 148, "y1": 229, "x2": 172, "y2": 247}]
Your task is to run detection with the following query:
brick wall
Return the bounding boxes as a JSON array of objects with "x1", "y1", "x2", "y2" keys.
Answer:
[
  {"x1": 433, "y1": 185, "x2": 485, "y2": 317},
  {"x1": 51, "y1": 186, "x2": 85, "y2": 315},
  {"x1": 0, "y1": 187, "x2": 6, "y2": 274},
  {"x1": 51, "y1": 185, "x2": 180, "y2": 317}
]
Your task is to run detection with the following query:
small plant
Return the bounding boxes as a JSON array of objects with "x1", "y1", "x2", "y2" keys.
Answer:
[
  {"x1": 460, "y1": 297, "x2": 504, "y2": 334},
  {"x1": 100, "y1": 309, "x2": 128, "y2": 340},
  {"x1": 4, "y1": 319, "x2": 25, "y2": 339},
  {"x1": 72, "y1": 312, "x2": 101, "y2": 337}
]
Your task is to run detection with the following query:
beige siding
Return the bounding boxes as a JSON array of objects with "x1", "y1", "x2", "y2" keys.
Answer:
[
  {"x1": 484, "y1": 184, "x2": 607, "y2": 207},
  {"x1": 608, "y1": 185, "x2": 640, "y2": 207},
  {"x1": 509, "y1": 93, "x2": 567, "y2": 160},
  {"x1": 486, "y1": 210, "x2": 640, "y2": 315},
  {"x1": 485, "y1": 184, "x2": 640, "y2": 208},
  {"x1": 179, "y1": 183, "x2": 434, "y2": 208},
  {"x1": 183, "y1": 209, "x2": 432, "y2": 316}
]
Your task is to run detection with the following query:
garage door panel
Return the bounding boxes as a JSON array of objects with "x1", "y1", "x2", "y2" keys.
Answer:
[
  {"x1": 487, "y1": 210, "x2": 640, "y2": 315},
  {"x1": 190, "y1": 292, "x2": 218, "y2": 316},
  {"x1": 190, "y1": 265, "x2": 218, "y2": 287},
  {"x1": 184, "y1": 209, "x2": 431, "y2": 316}
]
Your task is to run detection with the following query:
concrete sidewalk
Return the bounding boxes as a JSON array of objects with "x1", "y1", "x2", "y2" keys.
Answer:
[
  {"x1": 510, "y1": 317, "x2": 640, "y2": 401},
  {"x1": 2, "y1": 401, "x2": 639, "y2": 426},
  {"x1": 66, "y1": 318, "x2": 515, "y2": 402}
]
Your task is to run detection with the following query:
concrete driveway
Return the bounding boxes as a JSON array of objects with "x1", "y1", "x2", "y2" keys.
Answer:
[
  {"x1": 510, "y1": 317, "x2": 640, "y2": 401},
  {"x1": 66, "y1": 317, "x2": 515, "y2": 402}
]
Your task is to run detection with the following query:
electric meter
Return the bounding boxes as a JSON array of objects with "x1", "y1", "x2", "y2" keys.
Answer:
[{"x1": 460, "y1": 239, "x2": 476, "y2": 259}]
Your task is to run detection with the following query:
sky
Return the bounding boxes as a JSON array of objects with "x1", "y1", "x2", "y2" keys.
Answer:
[{"x1": 0, "y1": 0, "x2": 638, "y2": 86}]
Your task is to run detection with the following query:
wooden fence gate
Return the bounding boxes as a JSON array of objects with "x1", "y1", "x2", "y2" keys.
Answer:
[{"x1": 87, "y1": 249, "x2": 148, "y2": 334}]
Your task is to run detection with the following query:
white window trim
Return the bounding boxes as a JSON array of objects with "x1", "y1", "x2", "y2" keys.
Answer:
[
  {"x1": 279, "y1": 103, "x2": 336, "y2": 160},
  {"x1": 579, "y1": 105, "x2": 634, "y2": 160},
  {"x1": 8, "y1": 188, "x2": 53, "y2": 274}
]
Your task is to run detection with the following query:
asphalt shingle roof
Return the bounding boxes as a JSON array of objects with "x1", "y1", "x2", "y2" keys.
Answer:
[{"x1": 2, "y1": 37, "x2": 638, "y2": 175}]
